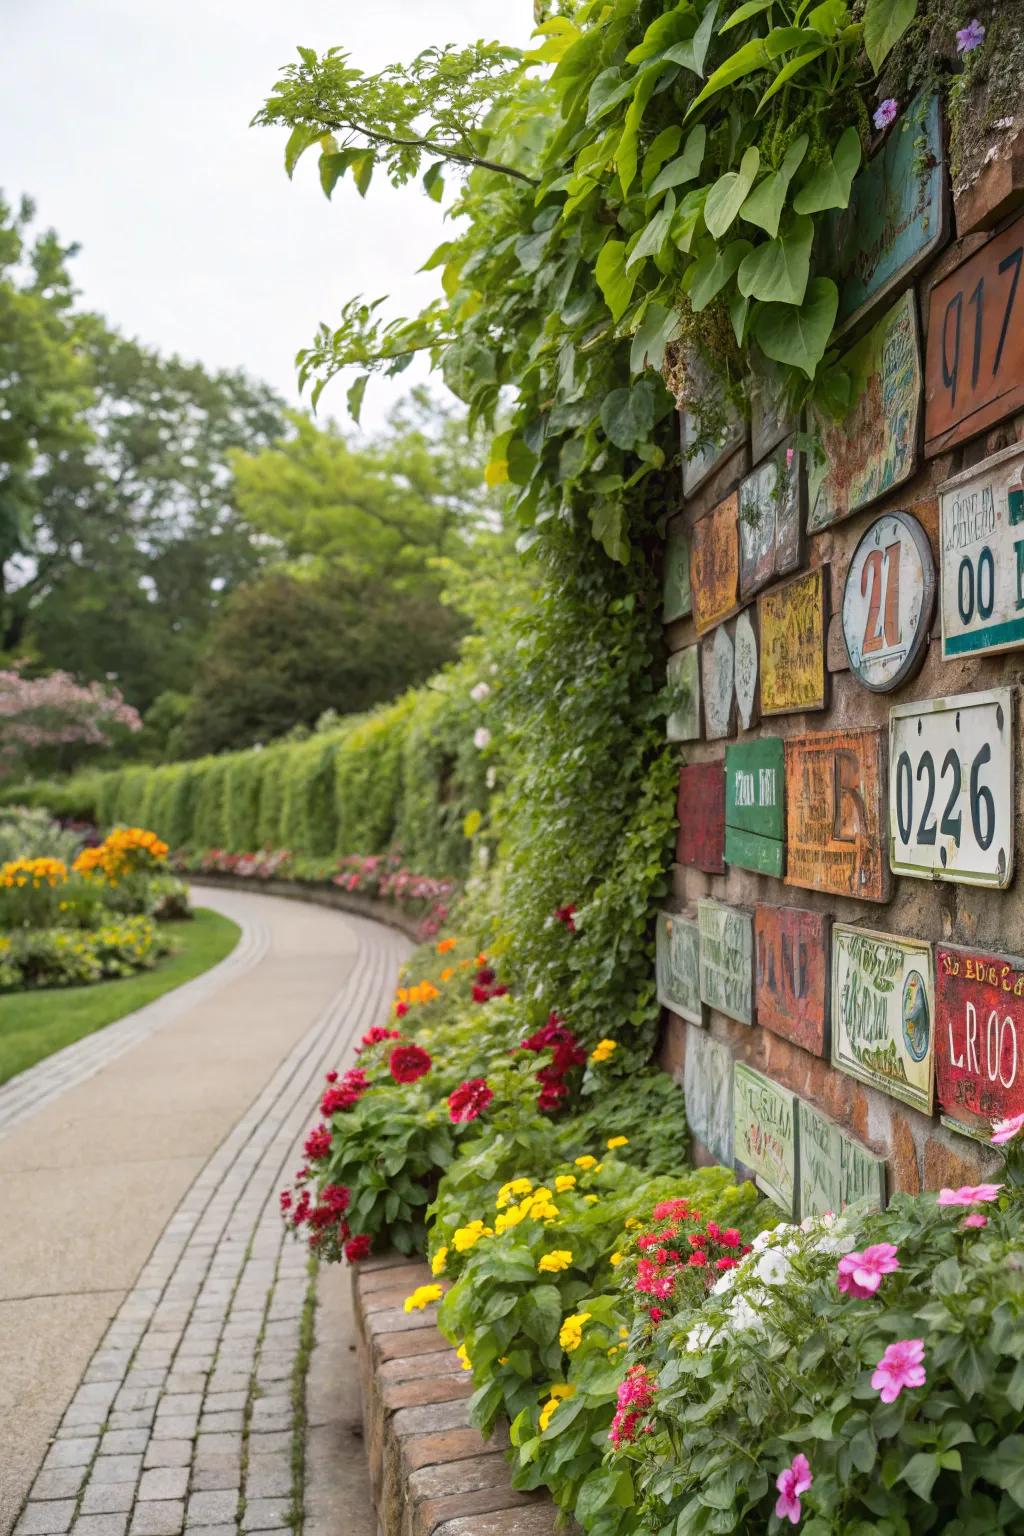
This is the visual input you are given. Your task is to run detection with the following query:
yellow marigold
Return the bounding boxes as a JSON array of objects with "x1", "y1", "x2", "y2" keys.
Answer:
[
  {"x1": 496, "y1": 1177, "x2": 533, "y2": 1210},
  {"x1": 431, "y1": 1247, "x2": 448, "y2": 1276},
  {"x1": 440, "y1": 967, "x2": 455, "y2": 983},
  {"x1": 607, "y1": 1136, "x2": 629, "y2": 1149},
  {"x1": 403, "y1": 1284, "x2": 443, "y2": 1313},
  {"x1": 436, "y1": 937, "x2": 458, "y2": 954},
  {"x1": 558, "y1": 1312, "x2": 591, "y2": 1352},
  {"x1": 590, "y1": 1038, "x2": 618, "y2": 1063},
  {"x1": 1, "y1": 857, "x2": 68, "y2": 886},
  {"x1": 539, "y1": 1383, "x2": 575, "y2": 1432},
  {"x1": 456, "y1": 1343, "x2": 472, "y2": 1372},
  {"x1": 453, "y1": 1220, "x2": 491, "y2": 1253},
  {"x1": 554, "y1": 1175, "x2": 576, "y2": 1193},
  {"x1": 538, "y1": 1249, "x2": 573, "y2": 1274},
  {"x1": 574, "y1": 1155, "x2": 598, "y2": 1170},
  {"x1": 610, "y1": 1252, "x2": 623, "y2": 1267}
]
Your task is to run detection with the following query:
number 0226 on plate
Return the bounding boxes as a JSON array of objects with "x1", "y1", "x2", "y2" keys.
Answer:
[{"x1": 889, "y1": 688, "x2": 1015, "y2": 888}]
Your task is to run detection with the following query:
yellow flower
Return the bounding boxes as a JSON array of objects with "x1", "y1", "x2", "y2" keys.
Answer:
[
  {"x1": 440, "y1": 967, "x2": 455, "y2": 982},
  {"x1": 526, "y1": 1196, "x2": 559, "y2": 1221},
  {"x1": 539, "y1": 1383, "x2": 575, "y2": 1432},
  {"x1": 618, "y1": 1326, "x2": 628, "y2": 1339},
  {"x1": 496, "y1": 1177, "x2": 533, "y2": 1210},
  {"x1": 590, "y1": 1038, "x2": 618, "y2": 1063},
  {"x1": 558, "y1": 1311, "x2": 591, "y2": 1352},
  {"x1": 554, "y1": 1175, "x2": 576, "y2": 1193},
  {"x1": 574, "y1": 1155, "x2": 598, "y2": 1170},
  {"x1": 538, "y1": 1249, "x2": 573, "y2": 1274},
  {"x1": 453, "y1": 1220, "x2": 491, "y2": 1253},
  {"x1": 584, "y1": 1194, "x2": 599, "y2": 1204},
  {"x1": 610, "y1": 1252, "x2": 622, "y2": 1267},
  {"x1": 431, "y1": 1247, "x2": 448, "y2": 1276},
  {"x1": 403, "y1": 1284, "x2": 443, "y2": 1313},
  {"x1": 498, "y1": 1355, "x2": 509, "y2": 1365},
  {"x1": 625, "y1": 1217, "x2": 641, "y2": 1229},
  {"x1": 456, "y1": 1343, "x2": 472, "y2": 1372},
  {"x1": 606, "y1": 1136, "x2": 629, "y2": 1149},
  {"x1": 495, "y1": 1207, "x2": 525, "y2": 1235},
  {"x1": 436, "y1": 937, "x2": 458, "y2": 954}
]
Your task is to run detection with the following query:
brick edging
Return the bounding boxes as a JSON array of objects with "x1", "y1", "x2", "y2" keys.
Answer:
[
  {"x1": 188, "y1": 873, "x2": 426, "y2": 941},
  {"x1": 351, "y1": 1255, "x2": 561, "y2": 1536}
]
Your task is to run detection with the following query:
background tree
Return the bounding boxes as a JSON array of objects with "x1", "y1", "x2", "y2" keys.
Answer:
[{"x1": 0, "y1": 666, "x2": 141, "y2": 779}]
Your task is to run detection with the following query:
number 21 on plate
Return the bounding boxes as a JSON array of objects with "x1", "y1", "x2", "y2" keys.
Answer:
[{"x1": 889, "y1": 688, "x2": 1014, "y2": 889}]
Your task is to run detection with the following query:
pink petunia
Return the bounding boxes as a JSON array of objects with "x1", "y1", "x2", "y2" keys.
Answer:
[
  {"x1": 873, "y1": 98, "x2": 899, "y2": 130},
  {"x1": 775, "y1": 1453, "x2": 813, "y2": 1525},
  {"x1": 836, "y1": 1243, "x2": 900, "y2": 1298},
  {"x1": 871, "y1": 1339, "x2": 926, "y2": 1403},
  {"x1": 937, "y1": 1183, "x2": 1003, "y2": 1207},
  {"x1": 991, "y1": 1111, "x2": 1024, "y2": 1145},
  {"x1": 962, "y1": 1213, "x2": 988, "y2": 1229}
]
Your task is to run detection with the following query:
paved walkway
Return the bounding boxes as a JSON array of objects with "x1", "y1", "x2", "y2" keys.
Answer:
[{"x1": 0, "y1": 887, "x2": 408, "y2": 1536}]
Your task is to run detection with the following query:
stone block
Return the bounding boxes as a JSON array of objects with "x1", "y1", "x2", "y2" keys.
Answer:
[
  {"x1": 15, "y1": 1503, "x2": 77, "y2": 1535},
  {"x1": 80, "y1": 1486, "x2": 136, "y2": 1516},
  {"x1": 128, "y1": 1503, "x2": 184, "y2": 1536},
  {"x1": 138, "y1": 1469, "x2": 189, "y2": 1503},
  {"x1": 432, "y1": 1510, "x2": 559, "y2": 1536},
  {"x1": 71, "y1": 1517, "x2": 130, "y2": 1536},
  {"x1": 374, "y1": 1328, "x2": 455, "y2": 1366},
  {"x1": 381, "y1": 1374, "x2": 473, "y2": 1412},
  {"x1": 392, "y1": 1399, "x2": 473, "y2": 1440},
  {"x1": 403, "y1": 1427, "x2": 495, "y2": 1472},
  {"x1": 30, "y1": 1469, "x2": 89, "y2": 1502},
  {"x1": 415, "y1": 1490, "x2": 543, "y2": 1536}
]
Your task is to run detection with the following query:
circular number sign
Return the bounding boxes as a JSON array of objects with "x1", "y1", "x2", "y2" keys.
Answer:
[{"x1": 842, "y1": 511, "x2": 936, "y2": 692}]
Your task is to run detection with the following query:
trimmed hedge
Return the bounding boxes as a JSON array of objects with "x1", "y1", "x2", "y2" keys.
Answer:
[{"x1": 0, "y1": 683, "x2": 488, "y2": 881}]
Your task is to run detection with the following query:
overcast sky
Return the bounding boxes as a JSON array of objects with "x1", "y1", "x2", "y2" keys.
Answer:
[{"x1": 3, "y1": 0, "x2": 533, "y2": 431}]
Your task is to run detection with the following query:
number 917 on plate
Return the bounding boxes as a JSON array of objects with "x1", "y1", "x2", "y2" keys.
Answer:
[{"x1": 889, "y1": 688, "x2": 1014, "y2": 888}]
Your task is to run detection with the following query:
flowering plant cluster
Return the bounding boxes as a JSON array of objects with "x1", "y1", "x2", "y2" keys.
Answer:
[
  {"x1": 0, "y1": 915, "x2": 166, "y2": 993},
  {"x1": 0, "y1": 666, "x2": 141, "y2": 778}
]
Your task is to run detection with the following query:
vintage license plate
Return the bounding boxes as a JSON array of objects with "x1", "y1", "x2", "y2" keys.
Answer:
[
  {"x1": 939, "y1": 441, "x2": 1024, "y2": 659},
  {"x1": 889, "y1": 689, "x2": 1014, "y2": 888}
]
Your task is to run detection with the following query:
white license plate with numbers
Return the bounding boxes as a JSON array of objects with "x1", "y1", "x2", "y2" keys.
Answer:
[{"x1": 889, "y1": 689, "x2": 1015, "y2": 888}]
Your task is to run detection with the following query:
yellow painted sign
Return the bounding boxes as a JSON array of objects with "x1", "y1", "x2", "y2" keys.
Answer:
[
  {"x1": 758, "y1": 567, "x2": 828, "y2": 715},
  {"x1": 690, "y1": 493, "x2": 740, "y2": 635}
]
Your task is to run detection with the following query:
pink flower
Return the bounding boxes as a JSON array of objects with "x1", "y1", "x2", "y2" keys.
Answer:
[
  {"x1": 937, "y1": 1183, "x2": 1003, "y2": 1207},
  {"x1": 775, "y1": 1453, "x2": 812, "y2": 1525},
  {"x1": 962, "y1": 1213, "x2": 988, "y2": 1229},
  {"x1": 871, "y1": 1339, "x2": 926, "y2": 1403},
  {"x1": 836, "y1": 1243, "x2": 900, "y2": 1298},
  {"x1": 873, "y1": 98, "x2": 899, "y2": 130},
  {"x1": 991, "y1": 1111, "x2": 1024, "y2": 1145}
]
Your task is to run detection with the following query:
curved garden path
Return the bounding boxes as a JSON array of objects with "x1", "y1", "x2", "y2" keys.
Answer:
[{"x1": 0, "y1": 887, "x2": 409, "y2": 1536}]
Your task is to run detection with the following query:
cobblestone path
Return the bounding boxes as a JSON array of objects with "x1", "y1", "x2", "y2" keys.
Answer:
[{"x1": 2, "y1": 888, "x2": 408, "y2": 1536}]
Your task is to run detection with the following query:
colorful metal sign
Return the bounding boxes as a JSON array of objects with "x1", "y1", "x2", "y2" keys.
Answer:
[
  {"x1": 676, "y1": 761, "x2": 725, "y2": 874},
  {"x1": 663, "y1": 525, "x2": 693, "y2": 624},
  {"x1": 666, "y1": 646, "x2": 701, "y2": 743},
  {"x1": 785, "y1": 728, "x2": 891, "y2": 903},
  {"x1": 938, "y1": 440, "x2": 1024, "y2": 660},
  {"x1": 808, "y1": 291, "x2": 922, "y2": 533},
  {"x1": 755, "y1": 905, "x2": 830, "y2": 1057},
  {"x1": 684, "y1": 1026, "x2": 734, "y2": 1165},
  {"x1": 738, "y1": 442, "x2": 804, "y2": 599},
  {"x1": 680, "y1": 349, "x2": 747, "y2": 497},
  {"x1": 797, "y1": 1100, "x2": 887, "y2": 1220},
  {"x1": 656, "y1": 910, "x2": 705, "y2": 1026},
  {"x1": 698, "y1": 899, "x2": 755, "y2": 1025},
  {"x1": 734, "y1": 608, "x2": 759, "y2": 731},
  {"x1": 759, "y1": 567, "x2": 828, "y2": 716},
  {"x1": 749, "y1": 357, "x2": 796, "y2": 463},
  {"x1": 702, "y1": 624, "x2": 735, "y2": 740},
  {"x1": 936, "y1": 941, "x2": 1024, "y2": 1138},
  {"x1": 725, "y1": 738, "x2": 785, "y2": 877},
  {"x1": 889, "y1": 688, "x2": 1014, "y2": 888},
  {"x1": 691, "y1": 493, "x2": 740, "y2": 635},
  {"x1": 831, "y1": 925, "x2": 935, "y2": 1114},
  {"x1": 925, "y1": 210, "x2": 1024, "y2": 455},
  {"x1": 733, "y1": 1062, "x2": 797, "y2": 1213},
  {"x1": 823, "y1": 93, "x2": 948, "y2": 334},
  {"x1": 842, "y1": 511, "x2": 936, "y2": 692}
]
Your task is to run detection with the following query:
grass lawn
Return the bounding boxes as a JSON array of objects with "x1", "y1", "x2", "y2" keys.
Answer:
[{"x1": 0, "y1": 906, "x2": 241, "y2": 1087}]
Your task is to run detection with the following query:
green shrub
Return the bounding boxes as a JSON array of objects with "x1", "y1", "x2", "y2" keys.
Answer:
[
  {"x1": 0, "y1": 808, "x2": 83, "y2": 865},
  {"x1": 0, "y1": 914, "x2": 166, "y2": 991}
]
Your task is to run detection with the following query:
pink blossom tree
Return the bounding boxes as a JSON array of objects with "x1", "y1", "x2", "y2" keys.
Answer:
[{"x1": 0, "y1": 667, "x2": 142, "y2": 777}]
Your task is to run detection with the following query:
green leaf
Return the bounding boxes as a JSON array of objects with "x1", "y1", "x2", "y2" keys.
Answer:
[
  {"x1": 758, "y1": 44, "x2": 826, "y2": 108},
  {"x1": 346, "y1": 375, "x2": 368, "y2": 424},
  {"x1": 352, "y1": 149, "x2": 374, "y2": 197},
  {"x1": 591, "y1": 499, "x2": 629, "y2": 563},
  {"x1": 721, "y1": 0, "x2": 773, "y2": 31},
  {"x1": 739, "y1": 135, "x2": 807, "y2": 236},
  {"x1": 595, "y1": 240, "x2": 638, "y2": 322},
  {"x1": 688, "y1": 35, "x2": 770, "y2": 112},
  {"x1": 661, "y1": 0, "x2": 721, "y2": 76},
  {"x1": 642, "y1": 126, "x2": 683, "y2": 191},
  {"x1": 647, "y1": 125, "x2": 707, "y2": 197},
  {"x1": 319, "y1": 148, "x2": 360, "y2": 199},
  {"x1": 626, "y1": 193, "x2": 677, "y2": 268},
  {"x1": 986, "y1": 1435, "x2": 1024, "y2": 1506},
  {"x1": 586, "y1": 66, "x2": 637, "y2": 124},
  {"x1": 752, "y1": 275, "x2": 838, "y2": 377},
  {"x1": 705, "y1": 146, "x2": 760, "y2": 238},
  {"x1": 617, "y1": 68, "x2": 658, "y2": 194},
  {"x1": 949, "y1": 1340, "x2": 988, "y2": 1399},
  {"x1": 630, "y1": 301, "x2": 679, "y2": 373},
  {"x1": 422, "y1": 161, "x2": 445, "y2": 202},
  {"x1": 793, "y1": 125, "x2": 862, "y2": 214},
  {"x1": 729, "y1": 287, "x2": 751, "y2": 346},
  {"x1": 863, "y1": 0, "x2": 917, "y2": 71},
  {"x1": 600, "y1": 379, "x2": 657, "y2": 449},
  {"x1": 737, "y1": 214, "x2": 813, "y2": 302},
  {"x1": 900, "y1": 1454, "x2": 940, "y2": 1502},
  {"x1": 688, "y1": 239, "x2": 752, "y2": 310},
  {"x1": 285, "y1": 124, "x2": 321, "y2": 179}
]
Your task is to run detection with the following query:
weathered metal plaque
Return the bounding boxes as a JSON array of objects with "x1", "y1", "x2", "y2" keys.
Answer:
[
  {"x1": 701, "y1": 625, "x2": 735, "y2": 740},
  {"x1": 676, "y1": 761, "x2": 725, "y2": 874},
  {"x1": 733, "y1": 608, "x2": 759, "y2": 731},
  {"x1": 656, "y1": 910, "x2": 705, "y2": 1025},
  {"x1": 785, "y1": 728, "x2": 891, "y2": 903},
  {"x1": 759, "y1": 567, "x2": 828, "y2": 716},
  {"x1": 755, "y1": 905, "x2": 830, "y2": 1057},
  {"x1": 808, "y1": 291, "x2": 922, "y2": 533},
  {"x1": 938, "y1": 440, "x2": 1024, "y2": 660},
  {"x1": 925, "y1": 210, "x2": 1024, "y2": 456},
  {"x1": 666, "y1": 646, "x2": 701, "y2": 743},
  {"x1": 663, "y1": 524, "x2": 693, "y2": 624},
  {"x1": 725, "y1": 738, "x2": 785, "y2": 877},
  {"x1": 698, "y1": 899, "x2": 755, "y2": 1025},
  {"x1": 680, "y1": 349, "x2": 747, "y2": 497},
  {"x1": 733, "y1": 1062, "x2": 797, "y2": 1213},
  {"x1": 684, "y1": 1025, "x2": 734, "y2": 1165},
  {"x1": 842, "y1": 511, "x2": 936, "y2": 692},
  {"x1": 831, "y1": 925, "x2": 935, "y2": 1114},
  {"x1": 842, "y1": 1133, "x2": 888, "y2": 1211},
  {"x1": 823, "y1": 93, "x2": 948, "y2": 334},
  {"x1": 936, "y1": 941, "x2": 1024, "y2": 1138},
  {"x1": 750, "y1": 356, "x2": 796, "y2": 463},
  {"x1": 889, "y1": 688, "x2": 1014, "y2": 888},
  {"x1": 798, "y1": 1100, "x2": 887, "y2": 1220},
  {"x1": 738, "y1": 441, "x2": 804, "y2": 599},
  {"x1": 691, "y1": 493, "x2": 740, "y2": 635}
]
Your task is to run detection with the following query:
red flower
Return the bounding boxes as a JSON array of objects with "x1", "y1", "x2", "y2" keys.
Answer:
[
  {"x1": 475, "y1": 966, "x2": 496, "y2": 987},
  {"x1": 344, "y1": 1234, "x2": 372, "y2": 1263},
  {"x1": 395, "y1": 1001, "x2": 409, "y2": 1018},
  {"x1": 325, "y1": 1070, "x2": 338, "y2": 1084},
  {"x1": 648, "y1": 1307, "x2": 663, "y2": 1322},
  {"x1": 448, "y1": 1077, "x2": 494, "y2": 1124},
  {"x1": 471, "y1": 984, "x2": 491, "y2": 1003},
  {"x1": 358, "y1": 1026, "x2": 401, "y2": 1052},
  {"x1": 389, "y1": 1044, "x2": 432, "y2": 1084},
  {"x1": 554, "y1": 903, "x2": 577, "y2": 932},
  {"x1": 304, "y1": 1124, "x2": 332, "y2": 1161},
  {"x1": 715, "y1": 1257, "x2": 738, "y2": 1271},
  {"x1": 537, "y1": 1081, "x2": 569, "y2": 1112},
  {"x1": 279, "y1": 1190, "x2": 292, "y2": 1212},
  {"x1": 687, "y1": 1251, "x2": 708, "y2": 1268},
  {"x1": 719, "y1": 1228, "x2": 742, "y2": 1248}
]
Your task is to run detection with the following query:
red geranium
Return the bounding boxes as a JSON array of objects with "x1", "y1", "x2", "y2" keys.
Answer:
[
  {"x1": 448, "y1": 1077, "x2": 494, "y2": 1124},
  {"x1": 389, "y1": 1043, "x2": 432, "y2": 1084},
  {"x1": 303, "y1": 1124, "x2": 332, "y2": 1161},
  {"x1": 358, "y1": 1025, "x2": 402, "y2": 1052},
  {"x1": 554, "y1": 903, "x2": 577, "y2": 932},
  {"x1": 344, "y1": 1234, "x2": 372, "y2": 1263}
]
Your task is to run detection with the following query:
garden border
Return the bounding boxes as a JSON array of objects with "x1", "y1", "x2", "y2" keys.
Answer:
[{"x1": 189, "y1": 872, "x2": 425, "y2": 941}]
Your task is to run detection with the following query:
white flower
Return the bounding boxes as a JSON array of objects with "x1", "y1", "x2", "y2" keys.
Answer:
[
  {"x1": 725, "y1": 1296, "x2": 763, "y2": 1334},
  {"x1": 473, "y1": 727, "x2": 492, "y2": 750},
  {"x1": 470, "y1": 682, "x2": 491, "y2": 702},
  {"x1": 755, "y1": 1249, "x2": 793, "y2": 1287},
  {"x1": 686, "y1": 1322, "x2": 718, "y2": 1352},
  {"x1": 485, "y1": 767, "x2": 497, "y2": 789}
]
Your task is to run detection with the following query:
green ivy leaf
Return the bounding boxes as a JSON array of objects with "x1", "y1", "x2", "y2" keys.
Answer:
[
  {"x1": 705, "y1": 146, "x2": 760, "y2": 238},
  {"x1": 729, "y1": 287, "x2": 751, "y2": 346},
  {"x1": 900, "y1": 1452, "x2": 941, "y2": 1501},
  {"x1": 688, "y1": 239, "x2": 752, "y2": 310},
  {"x1": 752, "y1": 275, "x2": 838, "y2": 377},
  {"x1": 600, "y1": 379, "x2": 658, "y2": 449},
  {"x1": 617, "y1": 68, "x2": 658, "y2": 194},
  {"x1": 630, "y1": 301, "x2": 679, "y2": 373},
  {"x1": 591, "y1": 499, "x2": 630, "y2": 563},
  {"x1": 595, "y1": 240, "x2": 639, "y2": 322},
  {"x1": 793, "y1": 126, "x2": 862, "y2": 213},
  {"x1": 627, "y1": 194, "x2": 677, "y2": 269},
  {"x1": 688, "y1": 35, "x2": 770, "y2": 112},
  {"x1": 662, "y1": 0, "x2": 721, "y2": 76},
  {"x1": 721, "y1": 0, "x2": 773, "y2": 32},
  {"x1": 758, "y1": 45, "x2": 826, "y2": 109},
  {"x1": 642, "y1": 125, "x2": 683, "y2": 190},
  {"x1": 739, "y1": 135, "x2": 807, "y2": 236},
  {"x1": 737, "y1": 214, "x2": 813, "y2": 303},
  {"x1": 647, "y1": 125, "x2": 707, "y2": 197},
  {"x1": 863, "y1": 0, "x2": 917, "y2": 71},
  {"x1": 586, "y1": 66, "x2": 637, "y2": 124}
]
